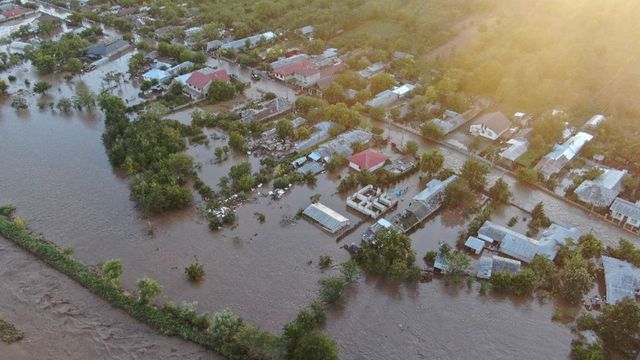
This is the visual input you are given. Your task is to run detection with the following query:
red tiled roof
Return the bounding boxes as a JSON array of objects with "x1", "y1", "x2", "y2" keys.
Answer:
[
  {"x1": 274, "y1": 59, "x2": 318, "y2": 77},
  {"x1": 186, "y1": 69, "x2": 230, "y2": 90},
  {"x1": 2, "y1": 7, "x2": 28, "y2": 18},
  {"x1": 349, "y1": 149, "x2": 389, "y2": 170}
]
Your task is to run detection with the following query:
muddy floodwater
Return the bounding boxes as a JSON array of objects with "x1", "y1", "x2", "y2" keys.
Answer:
[{"x1": 1, "y1": 55, "x2": 636, "y2": 359}]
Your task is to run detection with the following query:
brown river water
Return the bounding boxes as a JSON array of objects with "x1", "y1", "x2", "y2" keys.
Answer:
[{"x1": 1, "y1": 48, "x2": 637, "y2": 359}]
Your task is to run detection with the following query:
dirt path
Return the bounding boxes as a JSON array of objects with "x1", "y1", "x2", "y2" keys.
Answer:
[{"x1": 0, "y1": 237, "x2": 218, "y2": 360}]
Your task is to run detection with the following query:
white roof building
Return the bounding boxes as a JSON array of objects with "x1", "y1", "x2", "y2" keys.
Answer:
[
  {"x1": 575, "y1": 168, "x2": 627, "y2": 208},
  {"x1": 499, "y1": 138, "x2": 529, "y2": 162},
  {"x1": 303, "y1": 202, "x2": 350, "y2": 233},
  {"x1": 477, "y1": 254, "x2": 522, "y2": 279},
  {"x1": 602, "y1": 256, "x2": 640, "y2": 304},
  {"x1": 585, "y1": 114, "x2": 606, "y2": 129},
  {"x1": 535, "y1": 132, "x2": 594, "y2": 179}
]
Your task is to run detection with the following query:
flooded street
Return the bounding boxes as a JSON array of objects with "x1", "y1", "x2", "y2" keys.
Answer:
[{"x1": 0, "y1": 54, "x2": 636, "y2": 359}]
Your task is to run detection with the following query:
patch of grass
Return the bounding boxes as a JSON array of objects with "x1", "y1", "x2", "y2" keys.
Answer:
[{"x1": 0, "y1": 319, "x2": 24, "y2": 343}]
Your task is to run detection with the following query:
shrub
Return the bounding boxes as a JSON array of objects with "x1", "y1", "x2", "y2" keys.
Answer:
[
  {"x1": 319, "y1": 277, "x2": 346, "y2": 305},
  {"x1": 318, "y1": 255, "x2": 333, "y2": 269},
  {"x1": 136, "y1": 277, "x2": 163, "y2": 305},
  {"x1": 185, "y1": 261, "x2": 205, "y2": 281},
  {"x1": 209, "y1": 309, "x2": 241, "y2": 340},
  {"x1": 102, "y1": 259, "x2": 124, "y2": 287}
]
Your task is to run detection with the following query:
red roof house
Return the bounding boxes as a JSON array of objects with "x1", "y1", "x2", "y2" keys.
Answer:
[
  {"x1": 184, "y1": 68, "x2": 230, "y2": 99},
  {"x1": 348, "y1": 149, "x2": 389, "y2": 172},
  {"x1": 273, "y1": 59, "x2": 320, "y2": 87},
  {"x1": 2, "y1": 7, "x2": 29, "y2": 19}
]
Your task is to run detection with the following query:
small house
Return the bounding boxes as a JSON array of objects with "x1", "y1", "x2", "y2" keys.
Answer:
[
  {"x1": 469, "y1": 112, "x2": 512, "y2": 141},
  {"x1": 574, "y1": 169, "x2": 626, "y2": 208},
  {"x1": 348, "y1": 149, "x2": 388, "y2": 172},
  {"x1": 608, "y1": 198, "x2": 640, "y2": 233},
  {"x1": 183, "y1": 68, "x2": 230, "y2": 99},
  {"x1": 303, "y1": 202, "x2": 350, "y2": 233}
]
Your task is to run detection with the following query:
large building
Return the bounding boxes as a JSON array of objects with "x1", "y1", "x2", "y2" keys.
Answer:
[{"x1": 391, "y1": 175, "x2": 457, "y2": 232}]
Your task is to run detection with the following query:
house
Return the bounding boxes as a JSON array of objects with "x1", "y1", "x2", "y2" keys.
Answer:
[
  {"x1": 273, "y1": 59, "x2": 320, "y2": 88},
  {"x1": 311, "y1": 130, "x2": 373, "y2": 161},
  {"x1": 602, "y1": 256, "x2": 640, "y2": 304},
  {"x1": 303, "y1": 202, "x2": 350, "y2": 233},
  {"x1": 366, "y1": 84, "x2": 415, "y2": 108},
  {"x1": 348, "y1": 149, "x2": 389, "y2": 172},
  {"x1": 221, "y1": 31, "x2": 276, "y2": 52},
  {"x1": 296, "y1": 161, "x2": 325, "y2": 175},
  {"x1": 608, "y1": 198, "x2": 640, "y2": 233},
  {"x1": 477, "y1": 221, "x2": 581, "y2": 263},
  {"x1": 87, "y1": 38, "x2": 130, "y2": 58},
  {"x1": 535, "y1": 132, "x2": 594, "y2": 180},
  {"x1": 241, "y1": 97, "x2": 293, "y2": 123},
  {"x1": 584, "y1": 114, "x2": 606, "y2": 129},
  {"x1": 357, "y1": 62, "x2": 386, "y2": 79},
  {"x1": 362, "y1": 218, "x2": 400, "y2": 242},
  {"x1": 469, "y1": 112, "x2": 512, "y2": 141},
  {"x1": 297, "y1": 25, "x2": 314, "y2": 38},
  {"x1": 391, "y1": 175, "x2": 457, "y2": 232},
  {"x1": 477, "y1": 255, "x2": 522, "y2": 279},
  {"x1": 499, "y1": 138, "x2": 529, "y2": 165},
  {"x1": 383, "y1": 156, "x2": 415, "y2": 176},
  {"x1": 294, "y1": 121, "x2": 335, "y2": 152},
  {"x1": 346, "y1": 185, "x2": 397, "y2": 218},
  {"x1": 574, "y1": 169, "x2": 627, "y2": 208},
  {"x1": 427, "y1": 109, "x2": 467, "y2": 135},
  {"x1": 142, "y1": 68, "x2": 171, "y2": 83},
  {"x1": 0, "y1": 5, "x2": 29, "y2": 20},
  {"x1": 206, "y1": 40, "x2": 223, "y2": 52},
  {"x1": 183, "y1": 68, "x2": 230, "y2": 99}
]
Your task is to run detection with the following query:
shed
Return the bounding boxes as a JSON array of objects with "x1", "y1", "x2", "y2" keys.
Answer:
[
  {"x1": 303, "y1": 203, "x2": 350, "y2": 233},
  {"x1": 296, "y1": 161, "x2": 325, "y2": 175}
]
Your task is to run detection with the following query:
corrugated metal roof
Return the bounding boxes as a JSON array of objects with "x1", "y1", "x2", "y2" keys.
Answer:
[
  {"x1": 303, "y1": 203, "x2": 349, "y2": 233},
  {"x1": 465, "y1": 236, "x2": 485, "y2": 255},
  {"x1": 610, "y1": 197, "x2": 640, "y2": 221},
  {"x1": 602, "y1": 256, "x2": 640, "y2": 304}
]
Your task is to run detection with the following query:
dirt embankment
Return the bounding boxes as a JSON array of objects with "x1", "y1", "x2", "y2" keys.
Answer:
[{"x1": 0, "y1": 237, "x2": 218, "y2": 360}]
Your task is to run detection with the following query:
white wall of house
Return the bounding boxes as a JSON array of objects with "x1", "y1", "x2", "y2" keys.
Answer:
[
  {"x1": 294, "y1": 72, "x2": 320, "y2": 87},
  {"x1": 470, "y1": 124, "x2": 502, "y2": 140}
]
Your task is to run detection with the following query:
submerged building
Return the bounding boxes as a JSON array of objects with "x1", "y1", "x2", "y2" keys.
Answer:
[
  {"x1": 303, "y1": 202, "x2": 350, "y2": 233},
  {"x1": 391, "y1": 175, "x2": 457, "y2": 232}
]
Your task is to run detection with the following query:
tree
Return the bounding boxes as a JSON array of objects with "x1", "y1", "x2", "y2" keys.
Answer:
[
  {"x1": 421, "y1": 122, "x2": 445, "y2": 140},
  {"x1": 73, "y1": 85, "x2": 96, "y2": 110},
  {"x1": 369, "y1": 72, "x2": 396, "y2": 95},
  {"x1": 577, "y1": 233, "x2": 603, "y2": 259},
  {"x1": 490, "y1": 271, "x2": 512, "y2": 293},
  {"x1": 598, "y1": 298, "x2": 640, "y2": 357},
  {"x1": 340, "y1": 260, "x2": 361, "y2": 284},
  {"x1": 531, "y1": 201, "x2": 552, "y2": 228},
  {"x1": 64, "y1": 57, "x2": 83, "y2": 74},
  {"x1": 101, "y1": 259, "x2": 123, "y2": 287},
  {"x1": 404, "y1": 140, "x2": 418, "y2": 156},
  {"x1": 356, "y1": 229, "x2": 420, "y2": 281},
  {"x1": 136, "y1": 277, "x2": 163, "y2": 305},
  {"x1": 570, "y1": 340, "x2": 604, "y2": 360},
  {"x1": 488, "y1": 178, "x2": 512, "y2": 203},
  {"x1": 291, "y1": 331, "x2": 338, "y2": 360},
  {"x1": 228, "y1": 131, "x2": 247, "y2": 152},
  {"x1": 559, "y1": 252, "x2": 593, "y2": 305},
  {"x1": 445, "y1": 251, "x2": 471, "y2": 283},
  {"x1": 323, "y1": 82, "x2": 345, "y2": 104},
  {"x1": 443, "y1": 178, "x2": 476, "y2": 210},
  {"x1": 511, "y1": 268, "x2": 536, "y2": 296},
  {"x1": 529, "y1": 255, "x2": 558, "y2": 290},
  {"x1": 276, "y1": 118, "x2": 295, "y2": 140},
  {"x1": 10, "y1": 95, "x2": 27, "y2": 110},
  {"x1": 420, "y1": 150, "x2": 444, "y2": 175},
  {"x1": 460, "y1": 158, "x2": 489, "y2": 191},
  {"x1": 369, "y1": 106, "x2": 386, "y2": 121},
  {"x1": 319, "y1": 277, "x2": 346, "y2": 304},
  {"x1": 33, "y1": 81, "x2": 51, "y2": 95},
  {"x1": 185, "y1": 260, "x2": 205, "y2": 281},
  {"x1": 209, "y1": 309, "x2": 242, "y2": 340},
  {"x1": 305, "y1": 39, "x2": 326, "y2": 55},
  {"x1": 128, "y1": 52, "x2": 145, "y2": 76},
  {"x1": 0, "y1": 79, "x2": 8, "y2": 96},
  {"x1": 208, "y1": 80, "x2": 237, "y2": 102}
]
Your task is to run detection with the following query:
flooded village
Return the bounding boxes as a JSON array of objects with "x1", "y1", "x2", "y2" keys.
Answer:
[{"x1": 1, "y1": 1, "x2": 640, "y2": 359}]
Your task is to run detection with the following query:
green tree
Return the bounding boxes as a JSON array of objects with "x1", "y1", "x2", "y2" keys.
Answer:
[
  {"x1": 64, "y1": 57, "x2": 83, "y2": 74},
  {"x1": 101, "y1": 259, "x2": 124, "y2": 287},
  {"x1": 208, "y1": 80, "x2": 237, "y2": 102},
  {"x1": 305, "y1": 39, "x2": 326, "y2": 55},
  {"x1": 404, "y1": 140, "x2": 418, "y2": 156},
  {"x1": 228, "y1": 131, "x2": 247, "y2": 152},
  {"x1": 209, "y1": 309, "x2": 242, "y2": 340},
  {"x1": 577, "y1": 233, "x2": 603, "y2": 259},
  {"x1": 511, "y1": 268, "x2": 536, "y2": 296},
  {"x1": 421, "y1": 121, "x2": 445, "y2": 140},
  {"x1": 369, "y1": 72, "x2": 396, "y2": 95},
  {"x1": 340, "y1": 260, "x2": 361, "y2": 284},
  {"x1": 323, "y1": 82, "x2": 345, "y2": 104},
  {"x1": 319, "y1": 277, "x2": 346, "y2": 304},
  {"x1": 490, "y1": 271, "x2": 512, "y2": 293},
  {"x1": 128, "y1": 52, "x2": 146, "y2": 76},
  {"x1": 276, "y1": 118, "x2": 295, "y2": 140},
  {"x1": 420, "y1": 150, "x2": 444, "y2": 175},
  {"x1": 559, "y1": 252, "x2": 593, "y2": 305},
  {"x1": 369, "y1": 106, "x2": 386, "y2": 121},
  {"x1": 33, "y1": 81, "x2": 51, "y2": 95},
  {"x1": 531, "y1": 201, "x2": 552, "y2": 228},
  {"x1": 291, "y1": 331, "x2": 338, "y2": 360},
  {"x1": 136, "y1": 277, "x2": 163, "y2": 305},
  {"x1": 570, "y1": 340, "x2": 604, "y2": 360},
  {"x1": 0, "y1": 80, "x2": 7, "y2": 96},
  {"x1": 443, "y1": 178, "x2": 476, "y2": 210},
  {"x1": 598, "y1": 298, "x2": 640, "y2": 357},
  {"x1": 445, "y1": 251, "x2": 471, "y2": 284},
  {"x1": 460, "y1": 158, "x2": 489, "y2": 191},
  {"x1": 357, "y1": 229, "x2": 420, "y2": 281},
  {"x1": 488, "y1": 178, "x2": 512, "y2": 203}
]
